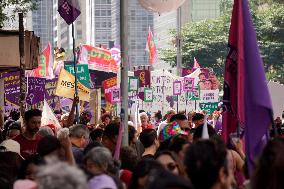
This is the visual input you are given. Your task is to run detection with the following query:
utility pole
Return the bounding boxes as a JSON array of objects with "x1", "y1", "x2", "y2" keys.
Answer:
[
  {"x1": 176, "y1": 7, "x2": 182, "y2": 112},
  {"x1": 120, "y1": 0, "x2": 129, "y2": 146},
  {"x1": 19, "y1": 13, "x2": 26, "y2": 116},
  {"x1": 176, "y1": 7, "x2": 182, "y2": 77}
]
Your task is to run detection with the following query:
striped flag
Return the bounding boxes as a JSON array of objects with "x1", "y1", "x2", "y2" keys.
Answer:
[{"x1": 146, "y1": 27, "x2": 157, "y2": 65}]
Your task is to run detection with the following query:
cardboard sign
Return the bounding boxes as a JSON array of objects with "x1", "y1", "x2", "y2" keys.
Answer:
[
  {"x1": 144, "y1": 88, "x2": 153, "y2": 102},
  {"x1": 111, "y1": 88, "x2": 120, "y2": 103},
  {"x1": 184, "y1": 77, "x2": 194, "y2": 92},
  {"x1": 200, "y1": 90, "x2": 219, "y2": 102},
  {"x1": 199, "y1": 102, "x2": 219, "y2": 114},
  {"x1": 65, "y1": 63, "x2": 90, "y2": 88},
  {"x1": 188, "y1": 86, "x2": 200, "y2": 101},
  {"x1": 128, "y1": 76, "x2": 139, "y2": 92},
  {"x1": 173, "y1": 81, "x2": 182, "y2": 95},
  {"x1": 55, "y1": 69, "x2": 90, "y2": 102}
]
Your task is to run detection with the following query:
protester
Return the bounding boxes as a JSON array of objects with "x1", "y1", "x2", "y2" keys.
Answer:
[
  {"x1": 170, "y1": 114, "x2": 190, "y2": 132},
  {"x1": 14, "y1": 109, "x2": 42, "y2": 159},
  {"x1": 153, "y1": 111, "x2": 162, "y2": 129},
  {"x1": 69, "y1": 124, "x2": 90, "y2": 165},
  {"x1": 139, "y1": 129, "x2": 159, "y2": 159},
  {"x1": 209, "y1": 72, "x2": 220, "y2": 90},
  {"x1": 101, "y1": 123, "x2": 119, "y2": 154},
  {"x1": 252, "y1": 138, "x2": 284, "y2": 189},
  {"x1": 120, "y1": 146, "x2": 138, "y2": 172},
  {"x1": 145, "y1": 169, "x2": 193, "y2": 189},
  {"x1": 36, "y1": 160, "x2": 87, "y2": 189},
  {"x1": 155, "y1": 150, "x2": 186, "y2": 177},
  {"x1": 0, "y1": 140, "x2": 23, "y2": 189},
  {"x1": 139, "y1": 112, "x2": 154, "y2": 131},
  {"x1": 184, "y1": 139, "x2": 234, "y2": 189},
  {"x1": 198, "y1": 73, "x2": 206, "y2": 82},
  {"x1": 128, "y1": 125, "x2": 144, "y2": 159},
  {"x1": 60, "y1": 97, "x2": 79, "y2": 128},
  {"x1": 204, "y1": 80, "x2": 213, "y2": 90},
  {"x1": 18, "y1": 154, "x2": 44, "y2": 180},
  {"x1": 90, "y1": 128, "x2": 103, "y2": 143},
  {"x1": 37, "y1": 126, "x2": 54, "y2": 137},
  {"x1": 6, "y1": 121, "x2": 21, "y2": 139},
  {"x1": 191, "y1": 113, "x2": 205, "y2": 128},
  {"x1": 157, "y1": 109, "x2": 175, "y2": 136},
  {"x1": 128, "y1": 159, "x2": 164, "y2": 189},
  {"x1": 168, "y1": 135, "x2": 191, "y2": 162},
  {"x1": 101, "y1": 113, "x2": 112, "y2": 128}
]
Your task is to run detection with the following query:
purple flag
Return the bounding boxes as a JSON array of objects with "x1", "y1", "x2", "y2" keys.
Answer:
[
  {"x1": 58, "y1": 0, "x2": 81, "y2": 25},
  {"x1": 226, "y1": 0, "x2": 273, "y2": 175},
  {"x1": 242, "y1": 0, "x2": 273, "y2": 174}
]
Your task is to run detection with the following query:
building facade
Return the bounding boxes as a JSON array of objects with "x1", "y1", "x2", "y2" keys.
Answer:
[{"x1": 111, "y1": 0, "x2": 154, "y2": 68}]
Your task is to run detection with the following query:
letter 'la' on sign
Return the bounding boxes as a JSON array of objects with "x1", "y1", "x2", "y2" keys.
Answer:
[
  {"x1": 144, "y1": 88, "x2": 153, "y2": 102},
  {"x1": 64, "y1": 62, "x2": 90, "y2": 88}
]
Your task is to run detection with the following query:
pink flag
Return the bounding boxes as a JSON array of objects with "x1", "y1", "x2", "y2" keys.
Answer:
[{"x1": 146, "y1": 27, "x2": 157, "y2": 64}]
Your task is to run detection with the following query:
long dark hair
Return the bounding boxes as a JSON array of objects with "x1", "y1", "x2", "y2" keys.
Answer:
[{"x1": 252, "y1": 137, "x2": 284, "y2": 189}]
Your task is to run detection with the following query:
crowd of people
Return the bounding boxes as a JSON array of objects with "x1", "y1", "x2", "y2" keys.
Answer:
[{"x1": 0, "y1": 105, "x2": 284, "y2": 189}]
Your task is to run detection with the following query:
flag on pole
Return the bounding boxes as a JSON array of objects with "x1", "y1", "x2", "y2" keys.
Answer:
[
  {"x1": 26, "y1": 42, "x2": 53, "y2": 78},
  {"x1": 222, "y1": 0, "x2": 273, "y2": 174},
  {"x1": 193, "y1": 57, "x2": 200, "y2": 69},
  {"x1": 145, "y1": 27, "x2": 157, "y2": 65},
  {"x1": 58, "y1": 0, "x2": 81, "y2": 25}
]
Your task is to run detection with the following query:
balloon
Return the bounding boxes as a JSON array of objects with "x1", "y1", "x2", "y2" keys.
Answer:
[{"x1": 138, "y1": 0, "x2": 186, "y2": 13}]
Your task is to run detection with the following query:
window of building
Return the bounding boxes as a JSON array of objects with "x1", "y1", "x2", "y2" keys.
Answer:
[{"x1": 95, "y1": 10, "x2": 100, "y2": 16}]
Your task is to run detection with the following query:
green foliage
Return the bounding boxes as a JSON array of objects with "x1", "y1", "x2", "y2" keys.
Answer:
[
  {"x1": 160, "y1": 0, "x2": 284, "y2": 82},
  {"x1": 0, "y1": 0, "x2": 38, "y2": 28}
]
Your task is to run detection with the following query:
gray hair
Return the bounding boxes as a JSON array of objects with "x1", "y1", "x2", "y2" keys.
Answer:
[
  {"x1": 84, "y1": 147, "x2": 113, "y2": 170},
  {"x1": 36, "y1": 161, "x2": 87, "y2": 189},
  {"x1": 38, "y1": 127, "x2": 54, "y2": 137},
  {"x1": 69, "y1": 124, "x2": 89, "y2": 139}
]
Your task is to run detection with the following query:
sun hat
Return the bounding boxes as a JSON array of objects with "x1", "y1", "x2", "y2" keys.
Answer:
[{"x1": 0, "y1": 139, "x2": 24, "y2": 159}]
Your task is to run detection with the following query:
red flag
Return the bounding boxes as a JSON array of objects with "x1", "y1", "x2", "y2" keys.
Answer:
[
  {"x1": 222, "y1": 0, "x2": 272, "y2": 175},
  {"x1": 32, "y1": 43, "x2": 52, "y2": 78},
  {"x1": 146, "y1": 27, "x2": 157, "y2": 64},
  {"x1": 193, "y1": 57, "x2": 200, "y2": 69}
]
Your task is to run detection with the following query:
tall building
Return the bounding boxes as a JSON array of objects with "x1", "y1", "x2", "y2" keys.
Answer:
[
  {"x1": 32, "y1": 0, "x2": 54, "y2": 48},
  {"x1": 111, "y1": 0, "x2": 154, "y2": 68},
  {"x1": 154, "y1": 0, "x2": 221, "y2": 68}
]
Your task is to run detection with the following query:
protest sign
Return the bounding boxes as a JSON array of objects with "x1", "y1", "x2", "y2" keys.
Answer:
[
  {"x1": 144, "y1": 88, "x2": 153, "y2": 102},
  {"x1": 55, "y1": 69, "x2": 90, "y2": 102},
  {"x1": 102, "y1": 76, "x2": 117, "y2": 103},
  {"x1": 26, "y1": 77, "x2": 46, "y2": 106},
  {"x1": 78, "y1": 45, "x2": 118, "y2": 73},
  {"x1": 128, "y1": 76, "x2": 139, "y2": 92},
  {"x1": 200, "y1": 90, "x2": 219, "y2": 102},
  {"x1": 199, "y1": 102, "x2": 219, "y2": 115},
  {"x1": 111, "y1": 88, "x2": 120, "y2": 103},
  {"x1": 184, "y1": 77, "x2": 194, "y2": 92},
  {"x1": 134, "y1": 66, "x2": 151, "y2": 100},
  {"x1": 173, "y1": 81, "x2": 182, "y2": 95},
  {"x1": 65, "y1": 63, "x2": 90, "y2": 88},
  {"x1": 188, "y1": 87, "x2": 200, "y2": 101}
]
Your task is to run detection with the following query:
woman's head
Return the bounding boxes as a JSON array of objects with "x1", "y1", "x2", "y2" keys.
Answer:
[
  {"x1": 140, "y1": 112, "x2": 148, "y2": 124},
  {"x1": 84, "y1": 147, "x2": 114, "y2": 176},
  {"x1": 18, "y1": 154, "x2": 44, "y2": 180},
  {"x1": 155, "y1": 150, "x2": 185, "y2": 176},
  {"x1": 252, "y1": 138, "x2": 284, "y2": 189}
]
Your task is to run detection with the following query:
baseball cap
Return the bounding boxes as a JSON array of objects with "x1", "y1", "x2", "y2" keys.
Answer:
[{"x1": 0, "y1": 139, "x2": 24, "y2": 159}]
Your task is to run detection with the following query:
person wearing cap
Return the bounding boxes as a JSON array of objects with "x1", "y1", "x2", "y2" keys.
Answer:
[
  {"x1": 14, "y1": 109, "x2": 42, "y2": 159},
  {"x1": 0, "y1": 139, "x2": 24, "y2": 188}
]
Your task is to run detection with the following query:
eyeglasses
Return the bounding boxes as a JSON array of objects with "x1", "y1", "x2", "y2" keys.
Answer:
[{"x1": 166, "y1": 162, "x2": 177, "y2": 172}]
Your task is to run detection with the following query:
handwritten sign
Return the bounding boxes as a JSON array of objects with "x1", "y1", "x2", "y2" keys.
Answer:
[
  {"x1": 184, "y1": 77, "x2": 194, "y2": 92},
  {"x1": 173, "y1": 81, "x2": 182, "y2": 95},
  {"x1": 200, "y1": 90, "x2": 219, "y2": 102},
  {"x1": 65, "y1": 63, "x2": 90, "y2": 88},
  {"x1": 111, "y1": 88, "x2": 120, "y2": 103},
  {"x1": 128, "y1": 76, "x2": 139, "y2": 92},
  {"x1": 144, "y1": 88, "x2": 153, "y2": 102},
  {"x1": 199, "y1": 102, "x2": 219, "y2": 114}
]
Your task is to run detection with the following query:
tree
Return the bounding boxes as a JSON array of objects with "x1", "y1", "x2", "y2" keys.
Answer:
[
  {"x1": 0, "y1": 0, "x2": 38, "y2": 28},
  {"x1": 160, "y1": 0, "x2": 284, "y2": 83}
]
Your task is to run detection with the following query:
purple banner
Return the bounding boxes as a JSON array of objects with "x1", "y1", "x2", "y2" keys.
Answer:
[
  {"x1": 4, "y1": 72, "x2": 20, "y2": 113},
  {"x1": 26, "y1": 77, "x2": 46, "y2": 106}
]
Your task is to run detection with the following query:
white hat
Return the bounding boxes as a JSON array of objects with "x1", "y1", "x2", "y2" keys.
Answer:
[{"x1": 0, "y1": 139, "x2": 24, "y2": 159}]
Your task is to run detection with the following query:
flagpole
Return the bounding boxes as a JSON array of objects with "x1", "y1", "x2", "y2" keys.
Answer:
[
  {"x1": 72, "y1": 23, "x2": 79, "y2": 123},
  {"x1": 120, "y1": 0, "x2": 129, "y2": 146}
]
